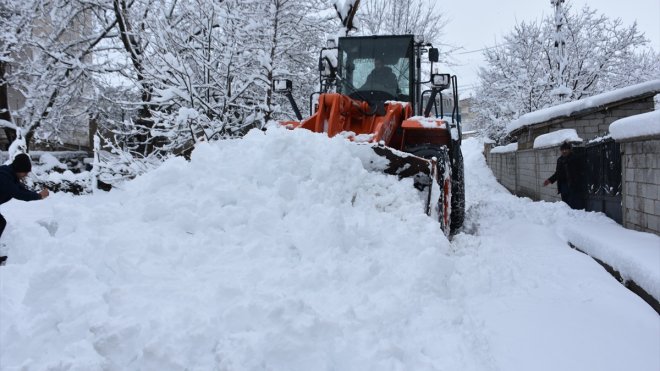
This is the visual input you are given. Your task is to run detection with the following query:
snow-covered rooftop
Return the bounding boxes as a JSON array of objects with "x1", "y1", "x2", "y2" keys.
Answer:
[
  {"x1": 533, "y1": 129, "x2": 583, "y2": 149},
  {"x1": 507, "y1": 80, "x2": 660, "y2": 134},
  {"x1": 609, "y1": 110, "x2": 660, "y2": 141}
]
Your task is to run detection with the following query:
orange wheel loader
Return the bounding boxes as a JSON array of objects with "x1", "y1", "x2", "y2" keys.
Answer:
[{"x1": 274, "y1": 35, "x2": 464, "y2": 235}]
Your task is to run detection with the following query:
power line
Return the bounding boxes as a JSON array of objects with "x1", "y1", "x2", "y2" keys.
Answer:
[{"x1": 452, "y1": 43, "x2": 510, "y2": 55}]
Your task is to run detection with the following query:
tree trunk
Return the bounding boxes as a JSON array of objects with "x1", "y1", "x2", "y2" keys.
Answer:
[
  {"x1": 264, "y1": 0, "x2": 282, "y2": 123},
  {"x1": 0, "y1": 62, "x2": 17, "y2": 149},
  {"x1": 113, "y1": 0, "x2": 156, "y2": 154}
]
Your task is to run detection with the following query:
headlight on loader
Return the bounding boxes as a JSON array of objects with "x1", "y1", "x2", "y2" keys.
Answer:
[{"x1": 431, "y1": 73, "x2": 451, "y2": 91}]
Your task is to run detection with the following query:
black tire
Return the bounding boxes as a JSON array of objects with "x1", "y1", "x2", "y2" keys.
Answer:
[
  {"x1": 450, "y1": 146, "x2": 465, "y2": 234},
  {"x1": 408, "y1": 145, "x2": 452, "y2": 235}
]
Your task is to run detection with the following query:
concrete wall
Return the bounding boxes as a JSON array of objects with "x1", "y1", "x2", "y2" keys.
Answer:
[
  {"x1": 516, "y1": 150, "x2": 538, "y2": 199},
  {"x1": 621, "y1": 138, "x2": 660, "y2": 234},
  {"x1": 487, "y1": 146, "x2": 562, "y2": 202},
  {"x1": 516, "y1": 97, "x2": 656, "y2": 150},
  {"x1": 537, "y1": 147, "x2": 562, "y2": 202},
  {"x1": 494, "y1": 91, "x2": 659, "y2": 235},
  {"x1": 488, "y1": 151, "x2": 517, "y2": 192},
  {"x1": 487, "y1": 138, "x2": 660, "y2": 236}
]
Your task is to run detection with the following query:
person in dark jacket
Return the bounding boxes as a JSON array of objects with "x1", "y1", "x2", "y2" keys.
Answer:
[
  {"x1": 0, "y1": 153, "x2": 49, "y2": 265},
  {"x1": 543, "y1": 142, "x2": 583, "y2": 209},
  {"x1": 361, "y1": 57, "x2": 399, "y2": 96}
]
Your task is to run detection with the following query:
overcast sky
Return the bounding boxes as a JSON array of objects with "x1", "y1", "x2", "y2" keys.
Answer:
[{"x1": 439, "y1": 0, "x2": 660, "y2": 96}]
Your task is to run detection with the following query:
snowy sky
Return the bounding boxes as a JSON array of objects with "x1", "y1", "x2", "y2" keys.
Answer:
[{"x1": 440, "y1": 0, "x2": 660, "y2": 96}]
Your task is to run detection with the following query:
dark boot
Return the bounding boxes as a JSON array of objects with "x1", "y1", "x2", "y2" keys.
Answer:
[{"x1": 0, "y1": 214, "x2": 6, "y2": 265}]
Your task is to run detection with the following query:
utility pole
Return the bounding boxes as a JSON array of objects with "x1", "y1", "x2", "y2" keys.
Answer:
[{"x1": 551, "y1": 0, "x2": 570, "y2": 101}]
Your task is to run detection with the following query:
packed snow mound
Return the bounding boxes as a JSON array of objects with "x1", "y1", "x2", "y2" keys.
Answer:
[
  {"x1": 1, "y1": 128, "x2": 459, "y2": 370},
  {"x1": 3, "y1": 132, "x2": 659, "y2": 371}
]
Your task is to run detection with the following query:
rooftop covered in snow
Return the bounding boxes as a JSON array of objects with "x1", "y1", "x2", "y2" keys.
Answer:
[{"x1": 507, "y1": 80, "x2": 660, "y2": 135}]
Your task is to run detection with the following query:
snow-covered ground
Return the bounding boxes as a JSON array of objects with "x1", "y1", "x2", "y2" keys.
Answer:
[{"x1": 1, "y1": 129, "x2": 658, "y2": 370}]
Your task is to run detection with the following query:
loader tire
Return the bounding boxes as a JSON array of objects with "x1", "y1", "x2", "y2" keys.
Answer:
[
  {"x1": 450, "y1": 148, "x2": 465, "y2": 234},
  {"x1": 408, "y1": 145, "x2": 452, "y2": 235}
]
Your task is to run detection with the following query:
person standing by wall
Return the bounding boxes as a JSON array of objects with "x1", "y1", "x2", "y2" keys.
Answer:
[
  {"x1": 0, "y1": 153, "x2": 49, "y2": 265},
  {"x1": 543, "y1": 142, "x2": 583, "y2": 209}
]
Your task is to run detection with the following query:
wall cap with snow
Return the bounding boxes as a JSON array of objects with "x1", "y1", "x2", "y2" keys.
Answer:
[
  {"x1": 506, "y1": 79, "x2": 660, "y2": 135},
  {"x1": 490, "y1": 142, "x2": 518, "y2": 154},
  {"x1": 533, "y1": 129, "x2": 583, "y2": 149},
  {"x1": 609, "y1": 110, "x2": 660, "y2": 143}
]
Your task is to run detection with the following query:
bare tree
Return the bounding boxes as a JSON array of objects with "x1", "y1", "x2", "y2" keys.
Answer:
[
  {"x1": 359, "y1": 0, "x2": 447, "y2": 45},
  {"x1": 250, "y1": 0, "x2": 330, "y2": 122},
  {"x1": 472, "y1": 3, "x2": 658, "y2": 141},
  {"x1": 0, "y1": 0, "x2": 120, "y2": 149}
]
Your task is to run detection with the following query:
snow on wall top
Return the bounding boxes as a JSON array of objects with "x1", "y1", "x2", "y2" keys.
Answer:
[
  {"x1": 564, "y1": 221, "x2": 660, "y2": 301},
  {"x1": 609, "y1": 110, "x2": 660, "y2": 141},
  {"x1": 533, "y1": 129, "x2": 583, "y2": 149},
  {"x1": 490, "y1": 142, "x2": 518, "y2": 154},
  {"x1": 507, "y1": 79, "x2": 660, "y2": 134}
]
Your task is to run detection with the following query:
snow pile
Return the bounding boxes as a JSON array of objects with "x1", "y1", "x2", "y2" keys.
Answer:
[
  {"x1": 490, "y1": 142, "x2": 517, "y2": 153},
  {"x1": 1, "y1": 132, "x2": 659, "y2": 370},
  {"x1": 1, "y1": 128, "x2": 458, "y2": 370},
  {"x1": 35, "y1": 153, "x2": 66, "y2": 172},
  {"x1": 30, "y1": 153, "x2": 89, "y2": 187},
  {"x1": 563, "y1": 222, "x2": 660, "y2": 299},
  {"x1": 507, "y1": 79, "x2": 660, "y2": 134},
  {"x1": 533, "y1": 129, "x2": 583, "y2": 149},
  {"x1": 609, "y1": 110, "x2": 660, "y2": 141}
]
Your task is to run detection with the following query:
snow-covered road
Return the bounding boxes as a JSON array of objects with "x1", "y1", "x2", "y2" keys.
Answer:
[
  {"x1": 0, "y1": 129, "x2": 658, "y2": 370},
  {"x1": 447, "y1": 139, "x2": 659, "y2": 370}
]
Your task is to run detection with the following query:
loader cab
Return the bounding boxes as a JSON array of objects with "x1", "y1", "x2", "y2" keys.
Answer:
[{"x1": 337, "y1": 35, "x2": 414, "y2": 105}]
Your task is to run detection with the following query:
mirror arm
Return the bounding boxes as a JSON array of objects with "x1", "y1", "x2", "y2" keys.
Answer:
[
  {"x1": 284, "y1": 91, "x2": 303, "y2": 121},
  {"x1": 424, "y1": 89, "x2": 439, "y2": 118}
]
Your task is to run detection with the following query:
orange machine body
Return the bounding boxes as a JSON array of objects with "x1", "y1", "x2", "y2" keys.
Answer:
[{"x1": 281, "y1": 93, "x2": 452, "y2": 151}]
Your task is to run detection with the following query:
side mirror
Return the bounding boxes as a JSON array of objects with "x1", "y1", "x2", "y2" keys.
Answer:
[
  {"x1": 273, "y1": 78, "x2": 293, "y2": 93},
  {"x1": 431, "y1": 73, "x2": 451, "y2": 90},
  {"x1": 429, "y1": 48, "x2": 439, "y2": 63}
]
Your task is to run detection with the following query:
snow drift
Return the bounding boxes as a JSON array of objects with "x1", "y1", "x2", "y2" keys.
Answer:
[
  {"x1": 1, "y1": 129, "x2": 658, "y2": 371},
  {"x1": 1, "y1": 128, "x2": 457, "y2": 370}
]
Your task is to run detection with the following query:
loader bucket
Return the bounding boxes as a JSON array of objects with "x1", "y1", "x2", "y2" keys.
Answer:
[
  {"x1": 366, "y1": 143, "x2": 442, "y2": 219},
  {"x1": 370, "y1": 144, "x2": 432, "y2": 187}
]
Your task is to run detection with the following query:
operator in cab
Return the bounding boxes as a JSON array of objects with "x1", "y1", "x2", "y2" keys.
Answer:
[{"x1": 361, "y1": 57, "x2": 399, "y2": 96}]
